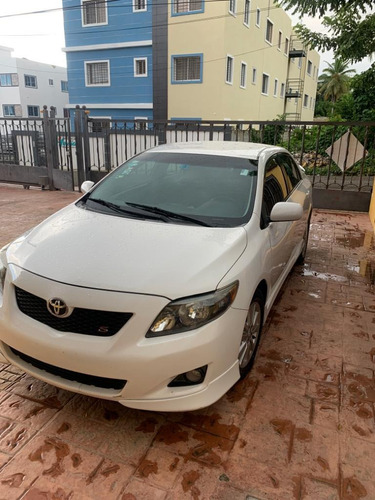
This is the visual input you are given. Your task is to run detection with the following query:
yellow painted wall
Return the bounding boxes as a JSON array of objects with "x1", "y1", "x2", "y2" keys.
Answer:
[
  {"x1": 168, "y1": 0, "x2": 320, "y2": 121},
  {"x1": 369, "y1": 179, "x2": 375, "y2": 232}
]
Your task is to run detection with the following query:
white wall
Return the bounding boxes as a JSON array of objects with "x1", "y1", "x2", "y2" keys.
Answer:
[
  {"x1": 0, "y1": 46, "x2": 69, "y2": 118},
  {"x1": 17, "y1": 58, "x2": 69, "y2": 117},
  {"x1": 0, "y1": 46, "x2": 21, "y2": 117}
]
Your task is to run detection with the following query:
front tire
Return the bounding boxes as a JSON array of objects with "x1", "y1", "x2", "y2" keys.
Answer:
[{"x1": 238, "y1": 290, "x2": 264, "y2": 378}]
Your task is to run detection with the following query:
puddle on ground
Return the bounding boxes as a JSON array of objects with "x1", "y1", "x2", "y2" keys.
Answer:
[
  {"x1": 302, "y1": 260, "x2": 375, "y2": 285},
  {"x1": 302, "y1": 267, "x2": 347, "y2": 283},
  {"x1": 336, "y1": 230, "x2": 373, "y2": 250}
]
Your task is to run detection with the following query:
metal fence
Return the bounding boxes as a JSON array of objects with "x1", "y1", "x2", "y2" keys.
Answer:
[
  {"x1": 1, "y1": 107, "x2": 374, "y2": 207},
  {"x1": 0, "y1": 107, "x2": 75, "y2": 190}
]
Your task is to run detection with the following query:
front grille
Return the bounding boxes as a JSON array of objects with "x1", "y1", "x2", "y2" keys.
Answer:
[
  {"x1": 15, "y1": 287, "x2": 132, "y2": 337},
  {"x1": 10, "y1": 347, "x2": 126, "y2": 391}
]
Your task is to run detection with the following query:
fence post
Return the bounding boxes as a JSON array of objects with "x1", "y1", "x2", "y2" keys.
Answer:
[
  {"x1": 49, "y1": 106, "x2": 59, "y2": 170},
  {"x1": 42, "y1": 106, "x2": 55, "y2": 190},
  {"x1": 82, "y1": 106, "x2": 91, "y2": 181},
  {"x1": 74, "y1": 106, "x2": 85, "y2": 189}
]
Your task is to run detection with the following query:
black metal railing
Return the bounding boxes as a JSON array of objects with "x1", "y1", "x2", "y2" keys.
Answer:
[{"x1": 1, "y1": 108, "x2": 374, "y2": 196}]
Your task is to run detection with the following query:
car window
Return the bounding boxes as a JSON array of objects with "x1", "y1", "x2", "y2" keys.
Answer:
[
  {"x1": 278, "y1": 153, "x2": 302, "y2": 190},
  {"x1": 262, "y1": 157, "x2": 289, "y2": 224},
  {"x1": 84, "y1": 152, "x2": 258, "y2": 227}
]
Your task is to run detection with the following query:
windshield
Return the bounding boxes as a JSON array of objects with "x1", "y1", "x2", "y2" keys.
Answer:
[{"x1": 82, "y1": 152, "x2": 258, "y2": 227}]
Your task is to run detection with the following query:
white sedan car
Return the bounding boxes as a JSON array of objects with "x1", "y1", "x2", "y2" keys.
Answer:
[{"x1": 0, "y1": 142, "x2": 312, "y2": 411}]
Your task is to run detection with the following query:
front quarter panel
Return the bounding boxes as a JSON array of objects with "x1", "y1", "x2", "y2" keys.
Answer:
[{"x1": 217, "y1": 213, "x2": 271, "y2": 312}]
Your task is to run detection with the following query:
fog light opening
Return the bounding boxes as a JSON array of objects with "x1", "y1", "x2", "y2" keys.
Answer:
[{"x1": 168, "y1": 365, "x2": 208, "y2": 387}]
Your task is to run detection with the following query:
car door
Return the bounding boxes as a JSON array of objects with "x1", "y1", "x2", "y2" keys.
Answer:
[
  {"x1": 277, "y1": 153, "x2": 308, "y2": 255},
  {"x1": 261, "y1": 155, "x2": 295, "y2": 289}
]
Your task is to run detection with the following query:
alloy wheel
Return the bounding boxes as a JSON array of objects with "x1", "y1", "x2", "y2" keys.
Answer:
[{"x1": 239, "y1": 300, "x2": 262, "y2": 369}]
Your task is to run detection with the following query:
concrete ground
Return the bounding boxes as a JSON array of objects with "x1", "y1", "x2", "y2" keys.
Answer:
[{"x1": 0, "y1": 184, "x2": 374, "y2": 500}]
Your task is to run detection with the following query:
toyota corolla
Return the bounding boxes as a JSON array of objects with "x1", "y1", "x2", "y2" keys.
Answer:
[{"x1": 0, "y1": 141, "x2": 312, "y2": 411}]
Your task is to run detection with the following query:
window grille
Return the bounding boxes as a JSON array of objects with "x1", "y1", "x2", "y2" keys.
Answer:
[
  {"x1": 86, "y1": 62, "x2": 109, "y2": 85},
  {"x1": 83, "y1": 0, "x2": 107, "y2": 25},
  {"x1": 226, "y1": 56, "x2": 234, "y2": 84},
  {"x1": 174, "y1": 56, "x2": 201, "y2": 81}
]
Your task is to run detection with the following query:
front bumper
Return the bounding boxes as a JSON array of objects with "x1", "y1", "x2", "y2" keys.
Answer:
[{"x1": 0, "y1": 265, "x2": 247, "y2": 411}]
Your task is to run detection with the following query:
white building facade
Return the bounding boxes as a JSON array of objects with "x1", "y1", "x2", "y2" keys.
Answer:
[{"x1": 0, "y1": 46, "x2": 69, "y2": 119}]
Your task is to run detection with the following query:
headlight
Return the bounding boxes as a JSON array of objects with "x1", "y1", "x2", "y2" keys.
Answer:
[
  {"x1": 146, "y1": 281, "x2": 239, "y2": 337},
  {"x1": 0, "y1": 244, "x2": 9, "y2": 296}
]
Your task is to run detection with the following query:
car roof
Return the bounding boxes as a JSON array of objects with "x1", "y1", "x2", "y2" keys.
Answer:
[{"x1": 148, "y1": 141, "x2": 285, "y2": 160}]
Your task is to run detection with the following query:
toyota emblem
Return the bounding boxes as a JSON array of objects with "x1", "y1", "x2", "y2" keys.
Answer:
[{"x1": 47, "y1": 298, "x2": 72, "y2": 318}]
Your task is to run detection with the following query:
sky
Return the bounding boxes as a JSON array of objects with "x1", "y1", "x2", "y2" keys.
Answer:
[{"x1": 0, "y1": 0, "x2": 372, "y2": 75}]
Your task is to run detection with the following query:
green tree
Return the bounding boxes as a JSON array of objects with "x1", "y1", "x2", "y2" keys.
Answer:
[
  {"x1": 351, "y1": 62, "x2": 375, "y2": 118},
  {"x1": 318, "y1": 58, "x2": 355, "y2": 112},
  {"x1": 314, "y1": 90, "x2": 332, "y2": 117},
  {"x1": 279, "y1": 0, "x2": 375, "y2": 62},
  {"x1": 333, "y1": 92, "x2": 355, "y2": 120}
]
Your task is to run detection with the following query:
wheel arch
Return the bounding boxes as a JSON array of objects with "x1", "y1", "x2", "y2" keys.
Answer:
[{"x1": 255, "y1": 279, "x2": 268, "y2": 304}]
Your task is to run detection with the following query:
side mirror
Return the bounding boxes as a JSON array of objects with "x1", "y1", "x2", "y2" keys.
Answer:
[
  {"x1": 270, "y1": 202, "x2": 303, "y2": 222},
  {"x1": 81, "y1": 181, "x2": 95, "y2": 194}
]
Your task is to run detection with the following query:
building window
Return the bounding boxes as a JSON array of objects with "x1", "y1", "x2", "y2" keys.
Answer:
[
  {"x1": 298, "y1": 58, "x2": 302, "y2": 69},
  {"x1": 3, "y1": 104, "x2": 21, "y2": 117},
  {"x1": 61, "y1": 80, "x2": 69, "y2": 92},
  {"x1": 307, "y1": 60, "x2": 312, "y2": 75},
  {"x1": 256, "y1": 8, "x2": 260, "y2": 26},
  {"x1": 278, "y1": 31, "x2": 282, "y2": 50},
  {"x1": 284, "y1": 37, "x2": 289, "y2": 55},
  {"x1": 240, "y1": 62, "x2": 247, "y2": 88},
  {"x1": 303, "y1": 94, "x2": 308, "y2": 107},
  {"x1": 226, "y1": 55, "x2": 234, "y2": 84},
  {"x1": 172, "y1": 54, "x2": 202, "y2": 83},
  {"x1": 265, "y1": 19, "x2": 273, "y2": 44},
  {"x1": 134, "y1": 58, "x2": 147, "y2": 77},
  {"x1": 134, "y1": 116, "x2": 148, "y2": 130},
  {"x1": 262, "y1": 73, "x2": 269, "y2": 94},
  {"x1": 49, "y1": 79, "x2": 54, "y2": 86},
  {"x1": 85, "y1": 61, "x2": 110, "y2": 86},
  {"x1": 88, "y1": 118, "x2": 111, "y2": 133},
  {"x1": 280, "y1": 82, "x2": 285, "y2": 98},
  {"x1": 82, "y1": 0, "x2": 107, "y2": 26},
  {"x1": 133, "y1": 0, "x2": 147, "y2": 11},
  {"x1": 173, "y1": 0, "x2": 203, "y2": 14},
  {"x1": 229, "y1": 0, "x2": 236, "y2": 14},
  {"x1": 244, "y1": 0, "x2": 250, "y2": 25},
  {"x1": 273, "y1": 78, "x2": 278, "y2": 96},
  {"x1": 24, "y1": 75, "x2": 37, "y2": 88},
  {"x1": 27, "y1": 106, "x2": 40, "y2": 117},
  {"x1": 252, "y1": 67, "x2": 257, "y2": 84},
  {"x1": 0, "y1": 73, "x2": 18, "y2": 87}
]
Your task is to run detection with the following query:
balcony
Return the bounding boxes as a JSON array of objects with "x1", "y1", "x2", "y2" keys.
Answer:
[
  {"x1": 289, "y1": 36, "x2": 307, "y2": 58},
  {"x1": 285, "y1": 78, "x2": 304, "y2": 98}
]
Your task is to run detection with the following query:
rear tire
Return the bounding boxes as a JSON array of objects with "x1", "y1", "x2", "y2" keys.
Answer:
[{"x1": 238, "y1": 290, "x2": 264, "y2": 379}]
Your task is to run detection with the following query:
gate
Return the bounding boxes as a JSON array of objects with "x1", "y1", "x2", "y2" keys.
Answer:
[
  {"x1": 1, "y1": 106, "x2": 374, "y2": 212},
  {"x1": 0, "y1": 107, "x2": 75, "y2": 191}
]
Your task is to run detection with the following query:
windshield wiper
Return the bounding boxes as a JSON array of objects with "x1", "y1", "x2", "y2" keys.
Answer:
[
  {"x1": 87, "y1": 198, "x2": 161, "y2": 220},
  {"x1": 125, "y1": 202, "x2": 212, "y2": 227}
]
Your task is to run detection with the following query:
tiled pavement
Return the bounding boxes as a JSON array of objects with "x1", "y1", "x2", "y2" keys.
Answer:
[{"x1": 0, "y1": 184, "x2": 374, "y2": 499}]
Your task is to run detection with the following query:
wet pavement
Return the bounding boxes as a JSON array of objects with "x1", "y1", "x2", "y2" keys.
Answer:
[{"x1": 0, "y1": 184, "x2": 374, "y2": 499}]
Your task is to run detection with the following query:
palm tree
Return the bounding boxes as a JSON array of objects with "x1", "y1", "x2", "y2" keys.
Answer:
[{"x1": 318, "y1": 58, "x2": 355, "y2": 112}]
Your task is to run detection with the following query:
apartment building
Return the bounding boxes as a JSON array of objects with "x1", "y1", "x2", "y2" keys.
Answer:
[
  {"x1": 62, "y1": 0, "x2": 320, "y2": 122},
  {"x1": 0, "y1": 46, "x2": 69, "y2": 119}
]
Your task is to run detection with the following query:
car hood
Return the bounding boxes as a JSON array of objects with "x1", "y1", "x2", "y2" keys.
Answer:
[{"x1": 7, "y1": 204, "x2": 248, "y2": 299}]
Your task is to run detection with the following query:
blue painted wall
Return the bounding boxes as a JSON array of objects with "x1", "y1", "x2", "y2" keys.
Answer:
[
  {"x1": 63, "y1": 0, "x2": 153, "y2": 119},
  {"x1": 63, "y1": 0, "x2": 152, "y2": 47},
  {"x1": 67, "y1": 47, "x2": 153, "y2": 104}
]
